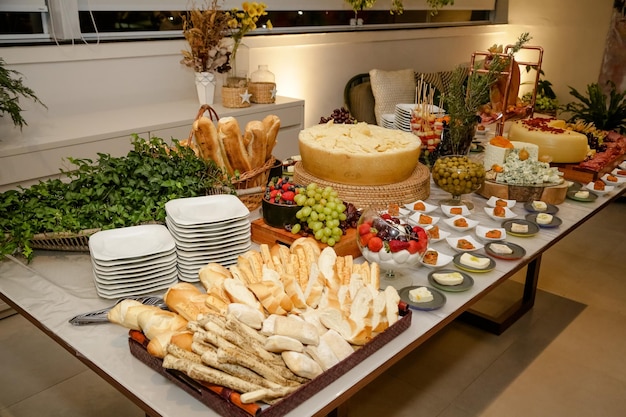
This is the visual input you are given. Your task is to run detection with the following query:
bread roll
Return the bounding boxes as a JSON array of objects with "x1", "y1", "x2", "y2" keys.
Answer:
[
  {"x1": 198, "y1": 263, "x2": 232, "y2": 291},
  {"x1": 281, "y1": 351, "x2": 323, "y2": 380},
  {"x1": 264, "y1": 335, "x2": 304, "y2": 353},
  {"x1": 305, "y1": 338, "x2": 340, "y2": 371},
  {"x1": 273, "y1": 315, "x2": 319, "y2": 345},
  {"x1": 164, "y1": 282, "x2": 211, "y2": 321},
  {"x1": 218, "y1": 117, "x2": 252, "y2": 173},
  {"x1": 320, "y1": 329, "x2": 354, "y2": 361},
  {"x1": 107, "y1": 299, "x2": 156, "y2": 330},
  {"x1": 227, "y1": 302, "x2": 265, "y2": 330},
  {"x1": 223, "y1": 278, "x2": 263, "y2": 312}
]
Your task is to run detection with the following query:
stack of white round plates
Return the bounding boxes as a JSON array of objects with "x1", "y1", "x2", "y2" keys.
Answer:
[
  {"x1": 381, "y1": 113, "x2": 396, "y2": 129},
  {"x1": 165, "y1": 194, "x2": 251, "y2": 282},
  {"x1": 395, "y1": 103, "x2": 444, "y2": 132},
  {"x1": 88, "y1": 224, "x2": 178, "y2": 299}
]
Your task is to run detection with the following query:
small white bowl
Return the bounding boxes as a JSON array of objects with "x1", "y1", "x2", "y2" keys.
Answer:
[
  {"x1": 485, "y1": 196, "x2": 517, "y2": 208},
  {"x1": 475, "y1": 225, "x2": 507, "y2": 242},
  {"x1": 446, "y1": 235, "x2": 484, "y2": 252},
  {"x1": 441, "y1": 204, "x2": 471, "y2": 218},
  {"x1": 420, "y1": 248, "x2": 454, "y2": 269},
  {"x1": 423, "y1": 225, "x2": 451, "y2": 243},
  {"x1": 484, "y1": 206, "x2": 518, "y2": 221},
  {"x1": 443, "y1": 215, "x2": 479, "y2": 232},
  {"x1": 586, "y1": 181, "x2": 615, "y2": 195},
  {"x1": 408, "y1": 212, "x2": 440, "y2": 226},
  {"x1": 404, "y1": 200, "x2": 438, "y2": 214}
]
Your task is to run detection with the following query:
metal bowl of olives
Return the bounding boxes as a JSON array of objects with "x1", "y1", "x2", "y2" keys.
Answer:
[{"x1": 431, "y1": 155, "x2": 485, "y2": 209}]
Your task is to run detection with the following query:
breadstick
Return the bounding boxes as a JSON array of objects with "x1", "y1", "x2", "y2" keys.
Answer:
[{"x1": 217, "y1": 346, "x2": 302, "y2": 386}]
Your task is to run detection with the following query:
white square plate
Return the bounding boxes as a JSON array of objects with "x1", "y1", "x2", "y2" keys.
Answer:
[
  {"x1": 446, "y1": 235, "x2": 484, "y2": 252},
  {"x1": 484, "y1": 206, "x2": 518, "y2": 221},
  {"x1": 475, "y1": 225, "x2": 507, "y2": 242},
  {"x1": 443, "y1": 215, "x2": 479, "y2": 232},
  {"x1": 485, "y1": 196, "x2": 517, "y2": 208},
  {"x1": 420, "y1": 248, "x2": 454, "y2": 269},
  {"x1": 441, "y1": 204, "x2": 471, "y2": 218},
  {"x1": 165, "y1": 194, "x2": 249, "y2": 226},
  {"x1": 89, "y1": 224, "x2": 175, "y2": 261},
  {"x1": 586, "y1": 182, "x2": 615, "y2": 195}
]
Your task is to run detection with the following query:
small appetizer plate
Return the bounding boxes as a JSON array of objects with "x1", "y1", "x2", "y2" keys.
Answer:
[
  {"x1": 446, "y1": 235, "x2": 484, "y2": 252},
  {"x1": 441, "y1": 204, "x2": 471, "y2": 218},
  {"x1": 475, "y1": 225, "x2": 507, "y2": 242},
  {"x1": 611, "y1": 168, "x2": 626, "y2": 177},
  {"x1": 502, "y1": 219, "x2": 540, "y2": 237},
  {"x1": 601, "y1": 173, "x2": 626, "y2": 185},
  {"x1": 399, "y1": 285, "x2": 446, "y2": 311},
  {"x1": 523, "y1": 201, "x2": 559, "y2": 214},
  {"x1": 484, "y1": 206, "x2": 518, "y2": 221},
  {"x1": 619, "y1": 161, "x2": 626, "y2": 170},
  {"x1": 470, "y1": 144, "x2": 485, "y2": 153},
  {"x1": 443, "y1": 215, "x2": 479, "y2": 232},
  {"x1": 566, "y1": 189, "x2": 598, "y2": 202},
  {"x1": 404, "y1": 200, "x2": 438, "y2": 214},
  {"x1": 423, "y1": 225, "x2": 451, "y2": 243},
  {"x1": 428, "y1": 269, "x2": 474, "y2": 292},
  {"x1": 452, "y1": 252, "x2": 496, "y2": 273},
  {"x1": 486, "y1": 196, "x2": 517, "y2": 208},
  {"x1": 408, "y1": 212, "x2": 440, "y2": 226},
  {"x1": 484, "y1": 241, "x2": 526, "y2": 260},
  {"x1": 586, "y1": 182, "x2": 615, "y2": 195},
  {"x1": 420, "y1": 248, "x2": 454, "y2": 269},
  {"x1": 526, "y1": 213, "x2": 563, "y2": 228}
]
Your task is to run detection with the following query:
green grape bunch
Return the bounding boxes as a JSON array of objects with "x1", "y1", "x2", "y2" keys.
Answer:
[{"x1": 290, "y1": 183, "x2": 348, "y2": 247}]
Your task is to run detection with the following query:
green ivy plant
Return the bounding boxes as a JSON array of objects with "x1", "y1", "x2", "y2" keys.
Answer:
[
  {"x1": 0, "y1": 135, "x2": 234, "y2": 261},
  {"x1": 561, "y1": 81, "x2": 626, "y2": 133},
  {"x1": 0, "y1": 58, "x2": 46, "y2": 130}
]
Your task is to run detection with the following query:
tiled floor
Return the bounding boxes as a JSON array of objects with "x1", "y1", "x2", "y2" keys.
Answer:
[{"x1": 0, "y1": 200, "x2": 624, "y2": 417}]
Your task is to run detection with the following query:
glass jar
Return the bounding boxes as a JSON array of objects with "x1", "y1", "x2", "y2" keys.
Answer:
[{"x1": 249, "y1": 65, "x2": 276, "y2": 104}]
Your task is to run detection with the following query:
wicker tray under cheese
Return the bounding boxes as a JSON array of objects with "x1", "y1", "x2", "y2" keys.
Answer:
[{"x1": 129, "y1": 310, "x2": 410, "y2": 417}]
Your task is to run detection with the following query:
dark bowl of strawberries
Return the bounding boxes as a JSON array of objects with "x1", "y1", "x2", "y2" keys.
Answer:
[{"x1": 262, "y1": 177, "x2": 303, "y2": 228}]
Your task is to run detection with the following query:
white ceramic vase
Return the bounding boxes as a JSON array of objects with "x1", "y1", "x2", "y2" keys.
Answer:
[{"x1": 195, "y1": 71, "x2": 216, "y2": 105}]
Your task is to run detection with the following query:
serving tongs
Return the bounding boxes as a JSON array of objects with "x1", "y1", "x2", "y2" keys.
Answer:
[{"x1": 69, "y1": 296, "x2": 167, "y2": 326}]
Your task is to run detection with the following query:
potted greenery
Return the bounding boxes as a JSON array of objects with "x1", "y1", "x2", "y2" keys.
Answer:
[
  {"x1": 0, "y1": 58, "x2": 45, "y2": 130},
  {"x1": 561, "y1": 81, "x2": 626, "y2": 133}
]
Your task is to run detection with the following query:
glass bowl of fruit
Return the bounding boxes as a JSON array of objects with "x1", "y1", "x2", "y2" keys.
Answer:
[
  {"x1": 262, "y1": 177, "x2": 303, "y2": 228},
  {"x1": 431, "y1": 154, "x2": 485, "y2": 210},
  {"x1": 357, "y1": 208, "x2": 428, "y2": 289}
]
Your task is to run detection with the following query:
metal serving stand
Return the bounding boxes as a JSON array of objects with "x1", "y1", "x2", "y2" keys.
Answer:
[{"x1": 468, "y1": 45, "x2": 544, "y2": 136}]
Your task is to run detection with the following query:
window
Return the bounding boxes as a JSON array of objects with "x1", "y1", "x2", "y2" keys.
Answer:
[{"x1": 0, "y1": 0, "x2": 501, "y2": 45}]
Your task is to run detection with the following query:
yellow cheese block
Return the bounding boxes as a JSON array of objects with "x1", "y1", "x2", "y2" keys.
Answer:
[
  {"x1": 508, "y1": 118, "x2": 589, "y2": 163},
  {"x1": 298, "y1": 122, "x2": 421, "y2": 185}
]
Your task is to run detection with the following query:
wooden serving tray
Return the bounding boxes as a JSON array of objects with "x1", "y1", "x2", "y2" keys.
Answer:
[
  {"x1": 477, "y1": 180, "x2": 568, "y2": 204},
  {"x1": 554, "y1": 154, "x2": 626, "y2": 183},
  {"x1": 250, "y1": 218, "x2": 362, "y2": 258},
  {"x1": 129, "y1": 310, "x2": 411, "y2": 417}
]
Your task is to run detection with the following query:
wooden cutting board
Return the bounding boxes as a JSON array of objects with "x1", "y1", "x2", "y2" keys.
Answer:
[{"x1": 250, "y1": 218, "x2": 361, "y2": 258}]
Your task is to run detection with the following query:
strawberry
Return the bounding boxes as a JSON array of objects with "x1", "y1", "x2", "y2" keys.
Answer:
[
  {"x1": 281, "y1": 191, "x2": 295, "y2": 201},
  {"x1": 381, "y1": 213, "x2": 392, "y2": 221},
  {"x1": 358, "y1": 222, "x2": 372, "y2": 235},
  {"x1": 407, "y1": 240, "x2": 420, "y2": 254},
  {"x1": 388, "y1": 239, "x2": 410, "y2": 253},
  {"x1": 270, "y1": 189, "x2": 280, "y2": 199},
  {"x1": 360, "y1": 232, "x2": 374, "y2": 246},
  {"x1": 367, "y1": 236, "x2": 383, "y2": 252}
]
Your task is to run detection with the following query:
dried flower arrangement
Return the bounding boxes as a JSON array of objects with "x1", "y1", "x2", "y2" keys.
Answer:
[{"x1": 180, "y1": 0, "x2": 233, "y2": 74}]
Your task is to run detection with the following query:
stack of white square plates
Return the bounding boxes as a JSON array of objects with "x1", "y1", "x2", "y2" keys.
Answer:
[
  {"x1": 165, "y1": 194, "x2": 251, "y2": 282},
  {"x1": 88, "y1": 224, "x2": 178, "y2": 299}
]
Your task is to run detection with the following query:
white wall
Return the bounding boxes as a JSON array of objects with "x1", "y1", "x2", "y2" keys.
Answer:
[{"x1": 0, "y1": 0, "x2": 615, "y2": 130}]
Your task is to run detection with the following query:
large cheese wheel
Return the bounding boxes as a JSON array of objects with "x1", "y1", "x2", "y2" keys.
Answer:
[
  {"x1": 508, "y1": 118, "x2": 589, "y2": 163},
  {"x1": 298, "y1": 122, "x2": 421, "y2": 185}
]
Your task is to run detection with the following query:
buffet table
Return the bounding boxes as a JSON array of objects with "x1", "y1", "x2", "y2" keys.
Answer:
[{"x1": 0, "y1": 178, "x2": 624, "y2": 417}]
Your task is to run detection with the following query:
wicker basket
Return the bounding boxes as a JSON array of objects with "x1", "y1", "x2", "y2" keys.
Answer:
[
  {"x1": 221, "y1": 86, "x2": 251, "y2": 108},
  {"x1": 30, "y1": 228, "x2": 100, "y2": 252},
  {"x1": 293, "y1": 162, "x2": 431, "y2": 209},
  {"x1": 210, "y1": 156, "x2": 275, "y2": 211},
  {"x1": 249, "y1": 82, "x2": 276, "y2": 104}
]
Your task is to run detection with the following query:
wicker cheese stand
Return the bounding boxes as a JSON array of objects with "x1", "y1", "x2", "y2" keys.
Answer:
[{"x1": 293, "y1": 161, "x2": 431, "y2": 209}]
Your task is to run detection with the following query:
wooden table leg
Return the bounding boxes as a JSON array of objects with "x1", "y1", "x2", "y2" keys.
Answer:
[{"x1": 458, "y1": 254, "x2": 542, "y2": 335}]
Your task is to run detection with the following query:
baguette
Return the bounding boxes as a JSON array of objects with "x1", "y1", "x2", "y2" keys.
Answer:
[
  {"x1": 262, "y1": 114, "x2": 281, "y2": 160},
  {"x1": 244, "y1": 120, "x2": 268, "y2": 168},
  {"x1": 218, "y1": 117, "x2": 253, "y2": 173},
  {"x1": 193, "y1": 116, "x2": 232, "y2": 173}
]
